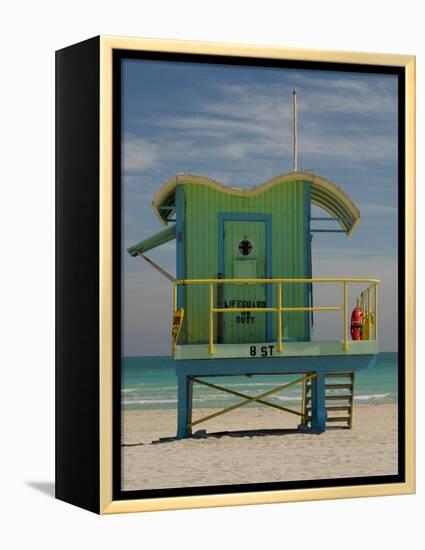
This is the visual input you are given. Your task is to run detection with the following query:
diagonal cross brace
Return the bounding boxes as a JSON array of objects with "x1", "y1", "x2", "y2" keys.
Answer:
[
  {"x1": 192, "y1": 377, "x2": 304, "y2": 418},
  {"x1": 188, "y1": 373, "x2": 316, "y2": 428}
]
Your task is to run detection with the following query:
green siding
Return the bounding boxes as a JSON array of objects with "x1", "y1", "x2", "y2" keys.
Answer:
[{"x1": 181, "y1": 180, "x2": 309, "y2": 344}]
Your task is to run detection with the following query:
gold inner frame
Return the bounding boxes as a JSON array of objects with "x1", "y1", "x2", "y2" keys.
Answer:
[{"x1": 99, "y1": 35, "x2": 416, "y2": 514}]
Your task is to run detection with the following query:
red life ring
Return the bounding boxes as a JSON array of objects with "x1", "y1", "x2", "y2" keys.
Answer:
[{"x1": 350, "y1": 306, "x2": 363, "y2": 340}]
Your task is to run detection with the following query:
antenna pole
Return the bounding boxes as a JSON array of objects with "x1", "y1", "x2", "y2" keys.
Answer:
[{"x1": 292, "y1": 88, "x2": 298, "y2": 172}]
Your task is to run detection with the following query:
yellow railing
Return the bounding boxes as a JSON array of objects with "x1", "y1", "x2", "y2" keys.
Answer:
[
  {"x1": 358, "y1": 282, "x2": 379, "y2": 341},
  {"x1": 172, "y1": 278, "x2": 380, "y2": 355}
]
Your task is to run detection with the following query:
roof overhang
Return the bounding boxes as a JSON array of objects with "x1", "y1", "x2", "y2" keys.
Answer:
[
  {"x1": 152, "y1": 171, "x2": 360, "y2": 235},
  {"x1": 127, "y1": 224, "x2": 176, "y2": 256}
]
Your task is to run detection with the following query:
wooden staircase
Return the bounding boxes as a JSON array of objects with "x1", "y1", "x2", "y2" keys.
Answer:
[{"x1": 305, "y1": 372, "x2": 355, "y2": 429}]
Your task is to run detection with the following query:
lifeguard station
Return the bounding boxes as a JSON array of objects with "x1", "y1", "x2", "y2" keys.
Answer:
[{"x1": 128, "y1": 91, "x2": 379, "y2": 439}]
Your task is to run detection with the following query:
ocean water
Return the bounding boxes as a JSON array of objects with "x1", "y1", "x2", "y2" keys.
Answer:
[{"x1": 121, "y1": 352, "x2": 398, "y2": 411}]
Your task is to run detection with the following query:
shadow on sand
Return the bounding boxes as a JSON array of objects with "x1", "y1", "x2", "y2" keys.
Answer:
[
  {"x1": 148, "y1": 427, "x2": 321, "y2": 445},
  {"x1": 121, "y1": 425, "x2": 347, "y2": 448}
]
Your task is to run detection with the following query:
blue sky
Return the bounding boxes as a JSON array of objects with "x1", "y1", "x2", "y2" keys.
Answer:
[{"x1": 121, "y1": 58, "x2": 398, "y2": 355}]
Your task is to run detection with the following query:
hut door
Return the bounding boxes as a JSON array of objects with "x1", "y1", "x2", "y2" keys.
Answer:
[{"x1": 222, "y1": 220, "x2": 267, "y2": 344}]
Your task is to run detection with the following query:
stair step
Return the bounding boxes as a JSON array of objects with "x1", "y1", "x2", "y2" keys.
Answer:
[
  {"x1": 306, "y1": 383, "x2": 353, "y2": 392},
  {"x1": 325, "y1": 373, "x2": 354, "y2": 378},
  {"x1": 306, "y1": 406, "x2": 351, "y2": 412},
  {"x1": 306, "y1": 395, "x2": 352, "y2": 402},
  {"x1": 326, "y1": 383, "x2": 353, "y2": 390},
  {"x1": 307, "y1": 416, "x2": 351, "y2": 423},
  {"x1": 304, "y1": 373, "x2": 354, "y2": 429}
]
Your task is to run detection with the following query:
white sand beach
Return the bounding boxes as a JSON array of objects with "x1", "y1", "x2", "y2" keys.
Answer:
[{"x1": 122, "y1": 403, "x2": 398, "y2": 490}]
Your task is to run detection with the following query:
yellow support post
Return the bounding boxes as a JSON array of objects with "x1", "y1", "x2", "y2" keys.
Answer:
[
  {"x1": 367, "y1": 287, "x2": 372, "y2": 340},
  {"x1": 343, "y1": 282, "x2": 348, "y2": 352},
  {"x1": 209, "y1": 282, "x2": 214, "y2": 355},
  {"x1": 374, "y1": 283, "x2": 379, "y2": 341},
  {"x1": 277, "y1": 283, "x2": 283, "y2": 352},
  {"x1": 367, "y1": 287, "x2": 371, "y2": 316},
  {"x1": 172, "y1": 283, "x2": 176, "y2": 313}
]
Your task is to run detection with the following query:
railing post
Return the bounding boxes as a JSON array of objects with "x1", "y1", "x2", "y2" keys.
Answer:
[
  {"x1": 217, "y1": 272, "x2": 223, "y2": 344},
  {"x1": 374, "y1": 283, "x2": 378, "y2": 341},
  {"x1": 172, "y1": 282, "x2": 177, "y2": 312},
  {"x1": 343, "y1": 282, "x2": 348, "y2": 352},
  {"x1": 277, "y1": 283, "x2": 283, "y2": 352},
  {"x1": 209, "y1": 282, "x2": 214, "y2": 355},
  {"x1": 366, "y1": 286, "x2": 371, "y2": 340}
]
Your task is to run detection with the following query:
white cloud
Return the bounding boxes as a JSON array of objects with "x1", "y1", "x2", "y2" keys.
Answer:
[
  {"x1": 133, "y1": 76, "x2": 397, "y2": 171},
  {"x1": 123, "y1": 137, "x2": 159, "y2": 171}
]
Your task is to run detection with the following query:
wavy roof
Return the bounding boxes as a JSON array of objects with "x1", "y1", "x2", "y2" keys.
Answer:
[{"x1": 152, "y1": 171, "x2": 360, "y2": 236}]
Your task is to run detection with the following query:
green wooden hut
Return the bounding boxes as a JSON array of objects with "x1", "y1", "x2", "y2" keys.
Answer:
[
  {"x1": 129, "y1": 171, "x2": 362, "y2": 350},
  {"x1": 128, "y1": 171, "x2": 379, "y2": 438}
]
